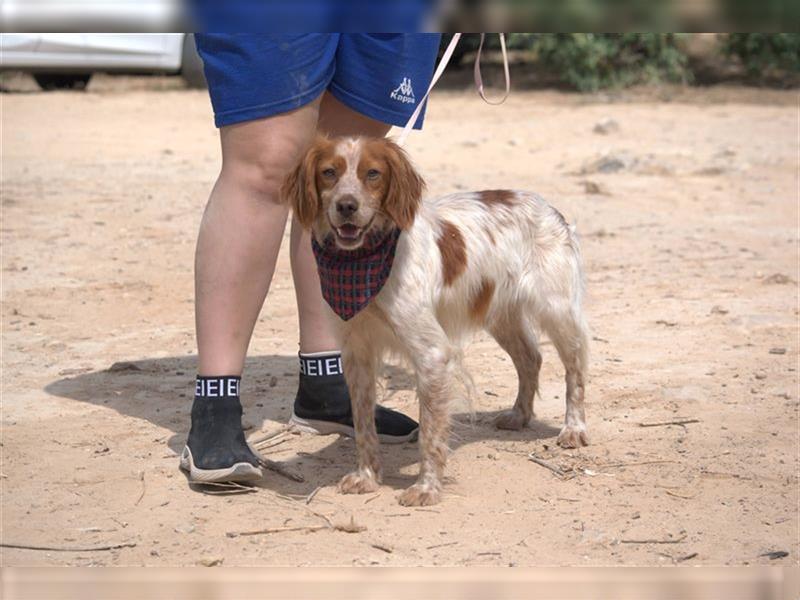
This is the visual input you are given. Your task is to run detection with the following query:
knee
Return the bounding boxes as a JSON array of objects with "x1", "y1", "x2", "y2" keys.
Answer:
[{"x1": 217, "y1": 155, "x2": 297, "y2": 205}]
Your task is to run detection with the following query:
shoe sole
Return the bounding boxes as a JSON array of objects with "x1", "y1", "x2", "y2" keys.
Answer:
[
  {"x1": 289, "y1": 411, "x2": 419, "y2": 444},
  {"x1": 179, "y1": 446, "x2": 263, "y2": 484}
]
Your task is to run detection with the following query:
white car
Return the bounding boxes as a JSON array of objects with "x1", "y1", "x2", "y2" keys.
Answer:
[{"x1": 0, "y1": 33, "x2": 205, "y2": 90}]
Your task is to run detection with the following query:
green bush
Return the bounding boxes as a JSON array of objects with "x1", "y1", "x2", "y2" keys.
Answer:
[
  {"x1": 441, "y1": 33, "x2": 691, "y2": 92},
  {"x1": 722, "y1": 34, "x2": 800, "y2": 76},
  {"x1": 532, "y1": 34, "x2": 691, "y2": 92}
]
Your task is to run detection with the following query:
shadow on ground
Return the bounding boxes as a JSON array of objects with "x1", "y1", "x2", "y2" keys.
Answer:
[{"x1": 44, "y1": 354, "x2": 560, "y2": 496}]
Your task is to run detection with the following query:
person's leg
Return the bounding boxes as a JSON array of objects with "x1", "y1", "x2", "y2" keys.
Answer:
[
  {"x1": 182, "y1": 99, "x2": 322, "y2": 483},
  {"x1": 288, "y1": 93, "x2": 420, "y2": 443},
  {"x1": 290, "y1": 93, "x2": 391, "y2": 355}
]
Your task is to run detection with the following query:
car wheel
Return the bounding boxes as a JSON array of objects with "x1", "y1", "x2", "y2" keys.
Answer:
[
  {"x1": 181, "y1": 34, "x2": 207, "y2": 89},
  {"x1": 34, "y1": 73, "x2": 92, "y2": 91}
]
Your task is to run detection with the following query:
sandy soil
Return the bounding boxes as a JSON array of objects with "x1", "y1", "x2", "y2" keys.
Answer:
[{"x1": 1, "y1": 73, "x2": 798, "y2": 567}]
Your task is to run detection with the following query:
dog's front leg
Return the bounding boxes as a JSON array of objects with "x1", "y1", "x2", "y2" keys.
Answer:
[
  {"x1": 337, "y1": 340, "x2": 381, "y2": 495},
  {"x1": 398, "y1": 343, "x2": 452, "y2": 507}
]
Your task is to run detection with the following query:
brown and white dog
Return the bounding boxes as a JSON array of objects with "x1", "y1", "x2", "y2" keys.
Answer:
[{"x1": 282, "y1": 135, "x2": 589, "y2": 506}]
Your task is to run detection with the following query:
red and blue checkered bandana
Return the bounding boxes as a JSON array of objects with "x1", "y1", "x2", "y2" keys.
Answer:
[{"x1": 312, "y1": 228, "x2": 402, "y2": 321}]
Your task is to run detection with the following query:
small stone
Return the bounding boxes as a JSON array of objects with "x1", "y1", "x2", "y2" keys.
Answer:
[
  {"x1": 763, "y1": 273, "x2": 793, "y2": 285},
  {"x1": 198, "y1": 556, "x2": 223, "y2": 567},
  {"x1": 174, "y1": 524, "x2": 195, "y2": 534},
  {"x1": 769, "y1": 348, "x2": 787, "y2": 355},
  {"x1": 582, "y1": 180, "x2": 609, "y2": 195},
  {"x1": 710, "y1": 305, "x2": 729, "y2": 315},
  {"x1": 150, "y1": 549, "x2": 160, "y2": 557},
  {"x1": 593, "y1": 118, "x2": 620, "y2": 135},
  {"x1": 269, "y1": 376, "x2": 278, "y2": 387},
  {"x1": 754, "y1": 373, "x2": 767, "y2": 380}
]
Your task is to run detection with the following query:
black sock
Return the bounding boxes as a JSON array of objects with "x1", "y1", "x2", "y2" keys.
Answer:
[
  {"x1": 187, "y1": 375, "x2": 259, "y2": 468},
  {"x1": 294, "y1": 352, "x2": 352, "y2": 420}
]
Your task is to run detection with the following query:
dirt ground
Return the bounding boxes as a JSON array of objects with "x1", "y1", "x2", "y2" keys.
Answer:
[{"x1": 1, "y1": 73, "x2": 798, "y2": 567}]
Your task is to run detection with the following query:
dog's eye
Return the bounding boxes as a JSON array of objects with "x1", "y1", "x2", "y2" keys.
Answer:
[
  {"x1": 321, "y1": 168, "x2": 336, "y2": 179},
  {"x1": 366, "y1": 169, "x2": 381, "y2": 180}
]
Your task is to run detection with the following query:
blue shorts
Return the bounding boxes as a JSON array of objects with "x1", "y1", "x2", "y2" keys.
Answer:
[{"x1": 195, "y1": 34, "x2": 442, "y2": 129}]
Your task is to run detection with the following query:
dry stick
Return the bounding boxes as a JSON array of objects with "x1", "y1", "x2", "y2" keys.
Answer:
[
  {"x1": 599, "y1": 460, "x2": 678, "y2": 469},
  {"x1": 134, "y1": 471, "x2": 146, "y2": 506},
  {"x1": 254, "y1": 437, "x2": 290, "y2": 451},
  {"x1": 1, "y1": 542, "x2": 136, "y2": 552},
  {"x1": 665, "y1": 490, "x2": 696, "y2": 500},
  {"x1": 639, "y1": 419, "x2": 700, "y2": 428},
  {"x1": 371, "y1": 543, "x2": 393, "y2": 554},
  {"x1": 258, "y1": 458, "x2": 305, "y2": 483},
  {"x1": 426, "y1": 541, "x2": 458, "y2": 550},
  {"x1": 364, "y1": 493, "x2": 381, "y2": 505},
  {"x1": 621, "y1": 534, "x2": 687, "y2": 545},
  {"x1": 228, "y1": 525, "x2": 328, "y2": 538},
  {"x1": 247, "y1": 426, "x2": 290, "y2": 446},
  {"x1": 528, "y1": 454, "x2": 568, "y2": 478},
  {"x1": 305, "y1": 486, "x2": 321, "y2": 505}
]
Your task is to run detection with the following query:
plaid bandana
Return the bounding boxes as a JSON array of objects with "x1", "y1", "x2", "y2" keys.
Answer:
[{"x1": 312, "y1": 228, "x2": 402, "y2": 321}]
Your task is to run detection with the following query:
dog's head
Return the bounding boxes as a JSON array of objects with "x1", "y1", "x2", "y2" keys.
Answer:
[{"x1": 281, "y1": 136, "x2": 425, "y2": 250}]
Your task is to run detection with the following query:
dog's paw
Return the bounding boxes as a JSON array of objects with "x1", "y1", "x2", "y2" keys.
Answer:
[
  {"x1": 398, "y1": 483, "x2": 441, "y2": 506},
  {"x1": 557, "y1": 425, "x2": 589, "y2": 448},
  {"x1": 493, "y1": 409, "x2": 530, "y2": 431},
  {"x1": 337, "y1": 469, "x2": 380, "y2": 495}
]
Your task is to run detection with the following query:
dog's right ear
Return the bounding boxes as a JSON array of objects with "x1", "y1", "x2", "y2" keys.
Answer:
[{"x1": 281, "y1": 137, "x2": 328, "y2": 228}]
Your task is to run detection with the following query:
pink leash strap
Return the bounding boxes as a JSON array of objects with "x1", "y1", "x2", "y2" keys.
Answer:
[{"x1": 397, "y1": 33, "x2": 511, "y2": 147}]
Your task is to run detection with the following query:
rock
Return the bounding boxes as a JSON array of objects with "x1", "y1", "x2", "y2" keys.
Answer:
[
  {"x1": 754, "y1": 373, "x2": 767, "y2": 380},
  {"x1": 582, "y1": 180, "x2": 609, "y2": 195},
  {"x1": 269, "y1": 376, "x2": 278, "y2": 387},
  {"x1": 769, "y1": 348, "x2": 787, "y2": 355},
  {"x1": 174, "y1": 523, "x2": 195, "y2": 534},
  {"x1": 763, "y1": 273, "x2": 793, "y2": 285},
  {"x1": 710, "y1": 305, "x2": 729, "y2": 315},
  {"x1": 108, "y1": 361, "x2": 142, "y2": 373},
  {"x1": 198, "y1": 556, "x2": 224, "y2": 567},
  {"x1": 577, "y1": 152, "x2": 636, "y2": 175},
  {"x1": 593, "y1": 118, "x2": 620, "y2": 135}
]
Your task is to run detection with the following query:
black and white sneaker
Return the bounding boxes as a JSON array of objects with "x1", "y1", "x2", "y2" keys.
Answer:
[
  {"x1": 180, "y1": 394, "x2": 262, "y2": 483},
  {"x1": 289, "y1": 363, "x2": 418, "y2": 444}
]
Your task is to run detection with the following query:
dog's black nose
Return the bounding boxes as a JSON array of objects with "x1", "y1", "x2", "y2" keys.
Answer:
[{"x1": 335, "y1": 196, "x2": 358, "y2": 218}]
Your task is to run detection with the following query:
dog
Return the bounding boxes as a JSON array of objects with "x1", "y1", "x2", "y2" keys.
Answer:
[{"x1": 282, "y1": 135, "x2": 589, "y2": 506}]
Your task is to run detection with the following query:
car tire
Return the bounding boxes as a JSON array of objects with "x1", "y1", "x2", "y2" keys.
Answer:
[
  {"x1": 181, "y1": 34, "x2": 207, "y2": 89},
  {"x1": 34, "y1": 73, "x2": 92, "y2": 91}
]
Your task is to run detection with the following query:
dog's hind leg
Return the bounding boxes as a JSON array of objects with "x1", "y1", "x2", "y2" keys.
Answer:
[
  {"x1": 539, "y1": 302, "x2": 590, "y2": 448},
  {"x1": 489, "y1": 311, "x2": 542, "y2": 431},
  {"x1": 337, "y1": 333, "x2": 382, "y2": 495}
]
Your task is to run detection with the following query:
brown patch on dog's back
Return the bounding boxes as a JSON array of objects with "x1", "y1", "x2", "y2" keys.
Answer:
[
  {"x1": 478, "y1": 189, "x2": 515, "y2": 207},
  {"x1": 470, "y1": 278, "x2": 496, "y2": 323},
  {"x1": 437, "y1": 220, "x2": 467, "y2": 286}
]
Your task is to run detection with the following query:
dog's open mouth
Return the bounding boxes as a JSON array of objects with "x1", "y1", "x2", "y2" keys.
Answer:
[{"x1": 335, "y1": 223, "x2": 363, "y2": 243}]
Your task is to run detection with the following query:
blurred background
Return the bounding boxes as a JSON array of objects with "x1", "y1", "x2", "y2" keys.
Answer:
[{"x1": 1, "y1": 33, "x2": 798, "y2": 93}]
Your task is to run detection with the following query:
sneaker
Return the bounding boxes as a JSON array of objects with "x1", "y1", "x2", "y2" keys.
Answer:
[
  {"x1": 180, "y1": 395, "x2": 262, "y2": 483},
  {"x1": 289, "y1": 370, "x2": 418, "y2": 444}
]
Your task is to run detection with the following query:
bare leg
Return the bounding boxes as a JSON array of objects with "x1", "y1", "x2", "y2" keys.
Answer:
[
  {"x1": 195, "y1": 98, "x2": 322, "y2": 375},
  {"x1": 290, "y1": 93, "x2": 391, "y2": 354}
]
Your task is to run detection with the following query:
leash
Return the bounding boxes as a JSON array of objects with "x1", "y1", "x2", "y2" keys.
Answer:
[{"x1": 396, "y1": 33, "x2": 511, "y2": 147}]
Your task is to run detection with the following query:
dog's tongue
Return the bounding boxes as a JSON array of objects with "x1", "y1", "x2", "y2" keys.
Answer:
[{"x1": 338, "y1": 224, "x2": 360, "y2": 240}]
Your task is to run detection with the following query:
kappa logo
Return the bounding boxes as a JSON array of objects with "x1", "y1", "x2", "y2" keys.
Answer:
[{"x1": 390, "y1": 77, "x2": 415, "y2": 104}]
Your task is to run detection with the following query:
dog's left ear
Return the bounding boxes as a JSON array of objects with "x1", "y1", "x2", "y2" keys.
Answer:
[{"x1": 382, "y1": 140, "x2": 425, "y2": 230}]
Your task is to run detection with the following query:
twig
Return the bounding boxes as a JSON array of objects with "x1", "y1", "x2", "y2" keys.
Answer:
[
  {"x1": 476, "y1": 551, "x2": 501, "y2": 556},
  {"x1": 528, "y1": 453, "x2": 568, "y2": 478},
  {"x1": 371, "y1": 543, "x2": 393, "y2": 554},
  {"x1": 639, "y1": 419, "x2": 699, "y2": 428},
  {"x1": 621, "y1": 533, "x2": 687, "y2": 544},
  {"x1": 227, "y1": 525, "x2": 328, "y2": 538},
  {"x1": 247, "y1": 426, "x2": 290, "y2": 446},
  {"x1": 677, "y1": 552, "x2": 698, "y2": 562},
  {"x1": 364, "y1": 493, "x2": 381, "y2": 505},
  {"x1": 254, "y1": 437, "x2": 290, "y2": 451},
  {"x1": 134, "y1": 471, "x2": 146, "y2": 506},
  {"x1": 305, "y1": 486, "x2": 321, "y2": 505},
  {"x1": 599, "y1": 460, "x2": 677, "y2": 469},
  {"x1": 1, "y1": 542, "x2": 136, "y2": 552},
  {"x1": 258, "y1": 458, "x2": 304, "y2": 482},
  {"x1": 426, "y1": 541, "x2": 458, "y2": 550},
  {"x1": 665, "y1": 490, "x2": 696, "y2": 500}
]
